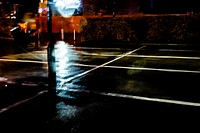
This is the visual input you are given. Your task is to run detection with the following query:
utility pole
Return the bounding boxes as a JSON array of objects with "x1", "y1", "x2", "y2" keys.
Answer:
[
  {"x1": 47, "y1": 0, "x2": 56, "y2": 99},
  {"x1": 47, "y1": 0, "x2": 52, "y2": 39}
]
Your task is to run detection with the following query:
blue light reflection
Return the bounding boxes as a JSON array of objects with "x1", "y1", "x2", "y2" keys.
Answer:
[
  {"x1": 54, "y1": 41, "x2": 84, "y2": 99},
  {"x1": 55, "y1": 41, "x2": 71, "y2": 91}
]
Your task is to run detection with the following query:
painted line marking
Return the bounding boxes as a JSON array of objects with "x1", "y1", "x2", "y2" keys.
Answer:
[
  {"x1": 130, "y1": 55, "x2": 200, "y2": 60},
  {"x1": 0, "y1": 58, "x2": 47, "y2": 64},
  {"x1": 99, "y1": 92, "x2": 200, "y2": 107},
  {"x1": 77, "y1": 52, "x2": 200, "y2": 60},
  {"x1": 73, "y1": 63, "x2": 200, "y2": 74},
  {"x1": 158, "y1": 49, "x2": 200, "y2": 52},
  {"x1": 0, "y1": 90, "x2": 48, "y2": 113},
  {"x1": 64, "y1": 46, "x2": 146, "y2": 83},
  {"x1": 65, "y1": 88, "x2": 200, "y2": 107},
  {"x1": 74, "y1": 46, "x2": 127, "y2": 50},
  {"x1": 1, "y1": 53, "x2": 200, "y2": 66},
  {"x1": 1, "y1": 57, "x2": 199, "y2": 74}
]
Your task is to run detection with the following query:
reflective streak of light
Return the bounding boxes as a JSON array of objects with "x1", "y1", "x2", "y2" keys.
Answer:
[
  {"x1": 55, "y1": 41, "x2": 70, "y2": 90},
  {"x1": 54, "y1": 41, "x2": 79, "y2": 91},
  {"x1": 73, "y1": 63, "x2": 200, "y2": 74}
]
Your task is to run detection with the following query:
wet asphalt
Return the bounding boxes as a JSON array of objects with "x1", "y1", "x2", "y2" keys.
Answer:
[{"x1": 0, "y1": 40, "x2": 200, "y2": 132}]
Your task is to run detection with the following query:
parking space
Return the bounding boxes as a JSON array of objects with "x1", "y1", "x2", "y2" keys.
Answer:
[
  {"x1": 56, "y1": 43, "x2": 200, "y2": 105},
  {"x1": 1, "y1": 42, "x2": 200, "y2": 132},
  {"x1": 1, "y1": 41, "x2": 200, "y2": 107}
]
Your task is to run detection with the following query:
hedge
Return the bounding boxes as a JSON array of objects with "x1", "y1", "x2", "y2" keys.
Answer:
[
  {"x1": 80, "y1": 15, "x2": 200, "y2": 44},
  {"x1": 2, "y1": 15, "x2": 200, "y2": 44}
]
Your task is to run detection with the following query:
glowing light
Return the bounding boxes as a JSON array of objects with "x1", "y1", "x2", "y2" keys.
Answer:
[
  {"x1": 54, "y1": 41, "x2": 84, "y2": 100},
  {"x1": 56, "y1": 102, "x2": 78, "y2": 119},
  {"x1": 0, "y1": 77, "x2": 7, "y2": 81},
  {"x1": 54, "y1": 41, "x2": 76, "y2": 91},
  {"x1": 38, "y1": 8, "x2": 43, "y2": 13},
  {"x1": 55, "y1": 41, "x2": 70, "y2": 89},
  {"x1": 54, "y1": 0, "x2": 82, "y2": 17}
]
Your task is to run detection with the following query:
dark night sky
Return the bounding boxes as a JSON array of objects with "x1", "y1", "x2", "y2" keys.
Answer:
[
  {"x1": 95, "y1": 0, "x2": 200, "y2": 14},
  {"x1": 3, "y1": 0, "x2": 200, "y2": 14},
  {"x1": 140, "y1": 0, "x2": 200, "y2": 13},
  {"x1": 6, "y1": 0, "x2": 40, "y2": 13}
]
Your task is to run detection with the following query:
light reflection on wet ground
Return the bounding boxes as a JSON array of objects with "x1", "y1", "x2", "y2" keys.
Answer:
[
  {"x1": 55, "y1": 102, "x2": 78, "y2": 120},
  {"x1": 50, "y1": 42, "x2": 200, "y2": 132},
  {"x1": 1, "y1": 41, "x2": 200, "y2": 132},
  {"x1": 52, "y1": 41, "x2": 200, "y2": 104},
  {"x1": 1, "y1": 41, "x2": 200, "y2": 104},
  {"x1": 54, "y1": 41, "x2": 87, "y2": 99}
]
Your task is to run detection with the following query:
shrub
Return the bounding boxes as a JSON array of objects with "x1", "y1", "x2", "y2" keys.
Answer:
[{"x1": 80, "y1": 15, "x2": 200, "y2": 44}]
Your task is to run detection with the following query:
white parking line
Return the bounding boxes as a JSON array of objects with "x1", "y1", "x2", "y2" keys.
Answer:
[
  {"x1": 73, "y1": 63, "x2": 200, "y2": 74},
  {"x1": 130, "y1": 55, "x2": 200, "y2": 60},
  {"x1": 77, "y1": 51, "x2": 200, "y2": 60},
  {"x1": 99, "y1": 92, "x2": 200, "y2": 107},
  {"x1": 63, "y1": 88, "x2": 200, "y2": 107},
  {"x1": 1, "y1": 52, "x2": 200, "y2": 66},
  {"x1": 0, "y1": 58, "x2": 47, "y2": 64},
  {"x1": 74, "y1": 46, "x2": 125, "y2": 50},
  {"x1": 158, "y1": 49, "x2": 200, "y2": 52},
  {"x1": 64, "y1": 46, "x2": 146, "y2": 83}
]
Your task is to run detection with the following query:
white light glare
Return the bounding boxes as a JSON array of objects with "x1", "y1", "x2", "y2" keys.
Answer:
[{"x1": 54, "y1": 0, "x2": 81, "y2": 17}]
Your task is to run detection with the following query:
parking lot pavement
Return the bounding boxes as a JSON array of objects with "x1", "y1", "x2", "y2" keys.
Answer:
[
  {"x1": 47, "y1": 42, "x2": 200, "y2": 132},
  {"x1": 1, "y1": 90, "x2": 200, "y2": 133},
  {"x1": 49, "y1": 92, "x2": 200, "y2": 132},
  {"x1": 1, "y1": 42, "x2": 200, "y2": 132},
  {"x1": 0, "y1": 88, "x2": 49, "y2": 133},
  {"x1": 55, "y1": 42, "x2": 200, "y2": 102}
]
